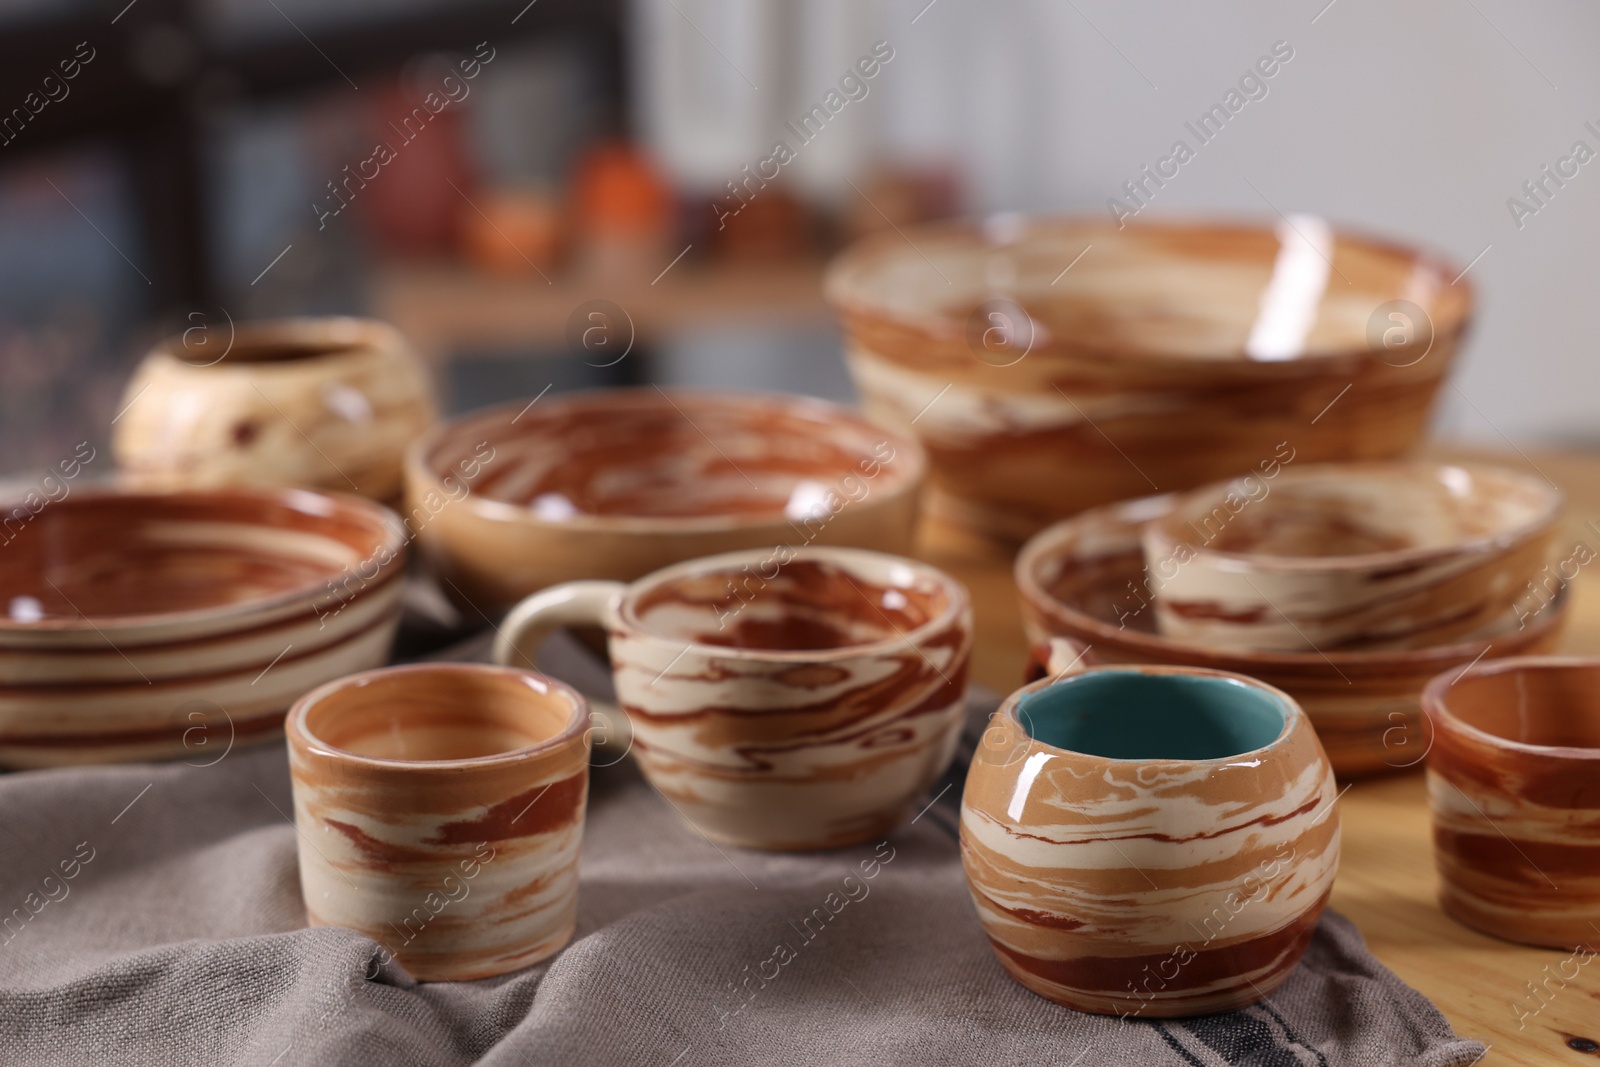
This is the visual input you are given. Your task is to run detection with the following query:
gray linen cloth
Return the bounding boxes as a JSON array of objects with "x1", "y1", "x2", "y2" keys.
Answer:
[{"x1": 0, "y1": 634, "x2": 1485, "y2": 1066}]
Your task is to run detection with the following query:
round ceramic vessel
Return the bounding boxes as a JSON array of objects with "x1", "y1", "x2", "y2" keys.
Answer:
[
  {"x1": 1015, "y1": 493, "x2": 1570, "y2": 777},
  {"x1": 1423, "y1": 656, "x2": 1600, "y2": 949},
  {"x1": 961, "y1": 662, "x2": 1340, "y2": 1017},
  {"x1": 406, "y1": 388, "x2": 926, "y2": 613},
  {"x1": 113, "y1": 316, "x2": 436, "y2": 500},
  {"x1": 493, "y1": 546, "x2": 972, "y2": 851},
  {"x1": 1143, "y1": 462, "x2": 1562, "y2": 653},
  {"x1": 0, "y1": 487, "x2": 406, "y2": 767},
  {"x1": 287, "y1": 663, "x2": 591, "y2": 981},
  {"x1": 826, "y1": 216, "x2": 1471, "y2": 541}
]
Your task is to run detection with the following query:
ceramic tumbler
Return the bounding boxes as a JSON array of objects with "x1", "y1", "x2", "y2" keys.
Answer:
[
  {"x1": 1423, "y1": 656, "x2": 1600, "y2": 949},
  {"x1": 286, "y1": 663, "x2": 590, "y2": 980},
  {"x1": 961, "y1": 648, "x2": 1339, "y2": 1017},
  {"x1": 493, "y1": 546, "x2": 973, "y2": 851}
]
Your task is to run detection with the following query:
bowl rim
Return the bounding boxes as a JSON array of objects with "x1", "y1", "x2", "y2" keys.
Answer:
[
  {"x1": 1015, "y1": 492, "x2": 1570, "y2": 672},
  {"x1": 287, "y1": 662, "x2": 590, "y2": 772},
  {"x1": 1146, "y1": 461, "x2": 1564, "y2": 574},
  {"x1": 405, "y1": 387, "x2": 928, "y2": 535},
  {"x1": 613, "y1": 544, "x2": 971, "y2": 664},
  {"x1": 0, "y1": 486, "x2": 407, "y2": 634},
  {"x1": 823, "y1": 214, "x2": 1473, "y2": 369},
  {"x1": 997, "y1": 662, "x2": 1303, "y2": 767},
  {"x1": 144, "y1": 314, "x2": 410, "y2": 370},
  {"x1": 1421, "y1": 654, "x2": 1600, "y2": 762}
]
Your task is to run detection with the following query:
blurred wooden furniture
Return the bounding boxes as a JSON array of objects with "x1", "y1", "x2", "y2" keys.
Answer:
[
  {"x1": 371, "y1": 259, "x2": 832, "y2": 363},
  {"x1": 921, "y1": 445, "x2": 1600, "y2": 1067}
]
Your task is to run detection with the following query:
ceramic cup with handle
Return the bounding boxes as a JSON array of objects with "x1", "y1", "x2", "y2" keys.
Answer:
[
  {"x1": 286, "y1": 663, "x2": 590, "y2": 981},
  {"x1": 1142, "y1": 462, "x2": 1562, "y2": 654},
  {"x1": 493, "y1": 546, "x2": 973, "y2": 851},
  {"x1": 961, "y1": 639, "x2": 1340, "y2": 1017},
  {"x1": 1423, "y1": 656, "x2": 1600, "y2": 949}
]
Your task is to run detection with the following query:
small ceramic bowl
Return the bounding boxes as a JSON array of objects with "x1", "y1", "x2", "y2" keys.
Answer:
[
  {"x1": 0, "y1": 488, "x2": 407, "y2": 767},
  {"x1": 962, "y1": 661, "x2": 1339, "y2": 1017},
  {"x1": 826, "y1": 216, "x2": 1471, "y2": 540},
  {"x1": 1423, "y1": 656, "x2": 1600, "y2": 949},
  {"x1": 113, "y1": 316, "x2": 436, "y2": 501},
  {"x1": 407, "y1": 389, "x2": 926, "y2": 613},
  {"x1": 491, "y1": 546, "x2": 973, "y2": 850},
  {"x1": 1142, "y1": 463, "x2": 1562, "y2": 653},
  {"x1": 1016, "y1": 494, "x2": 1570, "y2": 777},
  {"x1": 287, "y1": 663, "x2": 590, "y2": 980}
]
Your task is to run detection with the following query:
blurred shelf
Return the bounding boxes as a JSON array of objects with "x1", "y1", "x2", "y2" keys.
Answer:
[{"x1": 371, "y1": 258, "x2": 834, "y2": 360}]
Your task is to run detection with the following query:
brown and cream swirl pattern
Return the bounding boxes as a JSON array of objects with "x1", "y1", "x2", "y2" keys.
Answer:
[
  {"x1": 961, "y1": 663, "x2": 1340, "y2": 1017},
  {"x1": 1423, "y1": 657, "x2": 1600, "y2": 950},
  {"x1": 0, "y1": 488, "x2": 406, "y2": 767},
  {"x1": 287, "y1": 664, "x2": 590, "y2": 981}
]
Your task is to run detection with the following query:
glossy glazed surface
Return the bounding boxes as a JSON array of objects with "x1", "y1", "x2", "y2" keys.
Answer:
[
  {"x1": 113, "y1": 317, "x2": 437, "y2": 501},
  {"x1": 0, "y1": 488, "x2": 407, "y2": 767},
  {"x1": 407, "y1": 389, "x2": 925, "y2": 612},
  {"x1": 1423, "y1": 657, "x2": 1600, "y2": 949},
  {"x1": 961, "y1": 665, "x2": 1339, "y2": 1016},
  {"x1": 287, "y1": 664, "x2": 590, "y2": 981},
  {"x1": 1144, "y1": 463, "x2": 1561, "y2": 652},
  {"x1": 826, "y1": 217, "x2": 1471, "y2": 540},
  {"x1": 1015, "y1": 494, "x2": 1569, "y2": 777}
]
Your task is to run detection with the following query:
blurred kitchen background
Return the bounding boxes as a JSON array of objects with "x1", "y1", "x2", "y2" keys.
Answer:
[{"x1": 1, "y1": 0, "x2": 1595, "y2": 478}]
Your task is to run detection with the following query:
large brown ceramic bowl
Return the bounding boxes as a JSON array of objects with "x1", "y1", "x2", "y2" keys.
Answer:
[
  {"x1": 826, "y1": 217, "x2": 1472, "y2": 540},
  {"x1": 1015, "y1": 494, "x2": 1568, "y2": 778},
  {"x1": 406, "y1": 389, "x2": 926, "y2": 613},
  {"x1": 0, "y1": 488, "x2": 407, "y2": 767}
]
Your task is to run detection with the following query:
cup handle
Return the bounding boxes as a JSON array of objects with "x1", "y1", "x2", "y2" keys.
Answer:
[
  {"x1": 1022, "y1": 637, "x2": 1096, "y2": 684},
  {"x1": 492, "y1": 581, "x2": 632, "y2": 765}
]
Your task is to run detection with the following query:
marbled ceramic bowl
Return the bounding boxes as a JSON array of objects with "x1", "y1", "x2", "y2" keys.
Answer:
[
  {"x1": 407, "y1": 389, "x2": 925, "y2": 613},
  {"x1": 1143, "y1": 463, "x2": 1561, "y2": 653},
  {"x1": 1423, "y1": 656, "x2": 1600, "y2": 949},
  {"x1": 1016, "y1": 494, "x2": 1569, "y2": 777},
  {"x1": 287, "y1": 663, "x2": 590, "y2": 980},
  {"x1": 492, "y1": 546, "x2": 972, "y2": 850},
  {"x1": 826, "y1": 216, "x2": 1471, "y2": 540},
  {"x1": 962, "y1": 660, "x2": 1339, "y2": 1016},
  {"x1": 0, "y1": 488, "x2": 407, "y2": 767},
  {"x1": 113, "y1": 317, "x2": 436, "y2": 501}
]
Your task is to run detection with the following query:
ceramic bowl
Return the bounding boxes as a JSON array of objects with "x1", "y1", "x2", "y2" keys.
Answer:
[
  {"x1": 490, "y1": 546, "x2": 973, "y2": 850},
  {"x1": 962, "y1": 661, "x2": 1339, "y2": 1016},
  {"x1": 1016, "y1": 494, "x2": 1569, "y2": 777},
  {"x1": 826, "y1": 216, "x2": 1471, "y2": 540},
  {"x1": 0, "y1": 488, "x2": 407, "y2": 767},
  {"x1": 1423, "y1": 656, "x2": 1600, "y2": 949},
  {"x1": 287, "y1": 663, "x2": 590, "y2": 980},
  {"x1": 407, "y1": 389, "x2": 926, "y2": 614},
  {"x1": 113, "y1": 316, "x2": 436, "y2": 501},
  {"x1": 1142, "y1": 462, "x2": 1562, "y2": 653}
]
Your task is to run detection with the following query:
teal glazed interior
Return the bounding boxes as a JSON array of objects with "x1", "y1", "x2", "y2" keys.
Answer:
[{"x1": 1015, "y1": 670, "x2": 1287, "y2": 760}]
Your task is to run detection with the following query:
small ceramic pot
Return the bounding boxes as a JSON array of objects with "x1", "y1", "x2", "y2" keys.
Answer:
[
  {"x1": 491, "y1": 547, "x2": 972, "y2": 851},
  {"x1": 407, "y1": 388, "x2": 925, "y2": 614},
  {"x1": 1143, "y1": 463, "x2": 1562, "y2": 653},
  {"x1": 113, "y1": 317, "x2": 436, "y2": 501},
  {"x1": 1423, "y1": 656, "x2": 1600, "y2": 949},
  {"x1": 962, "y1": 649, "x2": 1340, "y2": 1017},
  {"x1": 1016, "y1": 494, "x2": 1570, "y2": 777},
  {"x1": 0, "y1": 488, "x2": 407, "y2": 767},
  {"x1": 287, "y1": 663, "x2": 590, "y2": 981},
  {"x1": 825, "y1": 216, "x2": 1472, "y2": 541}
]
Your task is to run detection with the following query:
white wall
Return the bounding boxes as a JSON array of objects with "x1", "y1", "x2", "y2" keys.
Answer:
[{"x1": 639, "y1": 0, "x2": 1600, "y2": 448}]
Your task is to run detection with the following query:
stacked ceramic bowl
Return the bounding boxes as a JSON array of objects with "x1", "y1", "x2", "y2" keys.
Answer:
[
  {"x1": 0, "y1": 488, "x2": 407, "y2": 767},
  {"x1": 1015, "y1": 463, "x2": 1567, "y2": 776}
]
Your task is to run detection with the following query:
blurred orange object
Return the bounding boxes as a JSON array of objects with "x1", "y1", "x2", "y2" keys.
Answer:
[
  {"x1": 570, "y1": 140, "x2": 676, "y2": 279},
  {"x1": 459, "y1": 188, "x2": 565, "y2": 276}
]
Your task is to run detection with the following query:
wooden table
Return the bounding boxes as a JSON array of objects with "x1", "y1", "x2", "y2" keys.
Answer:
[{"x1": 916, "y1": 446, "x2": 1600, "y2": 1067}]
